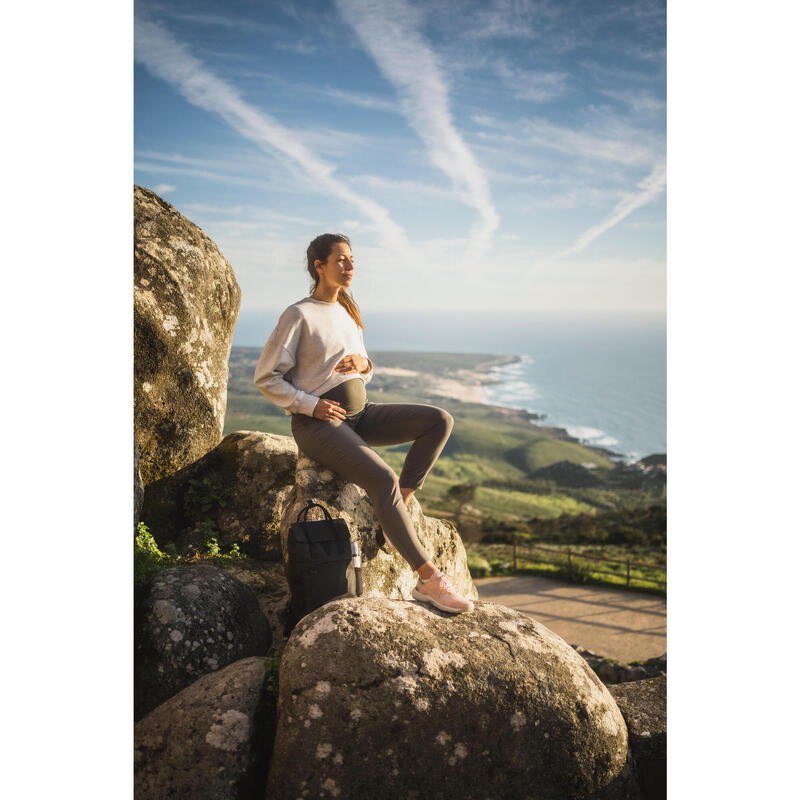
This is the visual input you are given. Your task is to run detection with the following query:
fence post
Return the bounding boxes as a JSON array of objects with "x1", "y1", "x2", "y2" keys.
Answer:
[
  {"x1": 626, "y1": 560, "x2": 631, "y2": 588},
  {"x1": 567, "y1": 547, "x2": 572, "y2": 578},
  {"x1": 512, "y1": 534, "x2": 517, "y2": 571}
]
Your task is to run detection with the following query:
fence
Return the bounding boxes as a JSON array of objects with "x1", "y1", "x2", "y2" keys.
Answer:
[{"x1": 508, "y1": 538, "x2": 666, "y2": 590}]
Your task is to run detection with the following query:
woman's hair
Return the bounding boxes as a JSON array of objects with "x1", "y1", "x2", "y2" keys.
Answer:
[{"x1": 306, "y1": 233, "x2": 364, "y2": 329}]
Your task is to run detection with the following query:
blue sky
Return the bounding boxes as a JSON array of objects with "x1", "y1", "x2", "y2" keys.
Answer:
[{"x1": 134, "y1": 0, "x2": 665, "y2": 314}]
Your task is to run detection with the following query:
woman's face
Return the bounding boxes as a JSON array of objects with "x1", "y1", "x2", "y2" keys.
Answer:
[{"x1": 316, "y1": 242, "x2": 354, "y2": 289}]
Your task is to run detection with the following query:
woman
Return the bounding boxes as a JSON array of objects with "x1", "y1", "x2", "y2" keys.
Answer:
[{"x1": 253, "y1": 233, "x2": 473, "y2": 614}]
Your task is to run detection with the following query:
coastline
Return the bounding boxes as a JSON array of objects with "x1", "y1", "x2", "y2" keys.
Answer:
[
  {"x1": 231, "y1": 345, "x2": 656, "y2": 464},
  {"x1": 375, "y1": 355, "x2": 632, "y2": 464},
  {"x1": 375, "y1": 354, "x2": 522, "y2": 405}
]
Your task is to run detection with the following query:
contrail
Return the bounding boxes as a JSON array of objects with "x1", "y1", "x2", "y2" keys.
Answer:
[
  {"x1": 548, "y1": 164, "x2": 666, "y2": 260},
  {"x1": 335, "y1": 0, "x2": 499, "y2": 258},
  {"x1": 134, "y1": 13, "x2": 408, "y2": 251}
]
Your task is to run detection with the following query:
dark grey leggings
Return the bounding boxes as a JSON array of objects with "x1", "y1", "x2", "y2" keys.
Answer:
[{"x1": 290, "y1": 401, "x2": 454, "y2": 571}]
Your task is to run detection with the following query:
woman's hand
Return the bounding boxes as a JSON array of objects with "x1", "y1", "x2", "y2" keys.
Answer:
[
  {"x1": 313, "y1": 398, "x2": 347, "y2": 422},
  {"x1": 335, "y1": 354, "x2": 370, "y2": 374}
]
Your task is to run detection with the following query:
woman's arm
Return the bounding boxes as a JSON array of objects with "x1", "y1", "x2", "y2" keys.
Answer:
[
  {"x1": 358, "y1": 329, "x2": 374, "y2": 385},
  {"x1": 253, "y1": 310, "x2": 320, "y2": 416}
]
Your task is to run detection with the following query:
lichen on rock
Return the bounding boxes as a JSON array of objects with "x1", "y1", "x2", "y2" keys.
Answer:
[
  {"x1": 134, "y1": 564, "x2": 271, "y2": 720},
  {"x1": 134, "y1": 184, "x2": 241, "y2": 485},
  {"x1": 266, "y1": 597, "x2": 635, "y2": 800}
]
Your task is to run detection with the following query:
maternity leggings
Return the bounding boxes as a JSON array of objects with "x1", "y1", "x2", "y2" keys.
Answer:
[{"x1": 290, "y1": 401, "x2": 454, "y2": 571}]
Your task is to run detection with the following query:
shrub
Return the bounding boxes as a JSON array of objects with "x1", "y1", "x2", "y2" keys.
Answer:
[
  {"x1": 467, "y1": 552, "x2": 492, "y2": 578},
  {"x1": 134, "y1": 522, "x2": 174, "y2": 589}
]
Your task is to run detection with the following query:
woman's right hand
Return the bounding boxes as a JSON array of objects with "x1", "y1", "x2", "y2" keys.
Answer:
[{"x1": 313, "y1": 398, "x2": 347, "y2": 422}]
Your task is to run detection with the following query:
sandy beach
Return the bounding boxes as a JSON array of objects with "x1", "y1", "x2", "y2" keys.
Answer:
[{"x1": 375, "y1": 366, "x2": 487, "y2": 404}]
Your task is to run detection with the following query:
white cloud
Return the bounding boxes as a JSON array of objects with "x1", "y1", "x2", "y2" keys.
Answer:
[
  {"x1": 472, "y1": 109, "x2": 661, "y2": 169},
  {"x1": 335, "y1": 0, "x2": 499, "y2": 259},
  {"x1": 349, "y1": 174, "x2": 457, "y2": 201},
  {"x1": 134, "y1": 160, "x2": 277, "y2": 193},
  {"x1": 521, "y1": 118, "x2": 655, "y2": 166},
  {"x1": 152, "y1": 183, "x2": 176, "y2": 194},
  {"x1": 142, "y1": 3, "x2": 278, "y2": 35},
  {"x1": 494, "y1": 59, "x2": 568, "y2": 102},
  {"x1": 547, "y1": 163, "x2": 666, "y2": 260},
  {"x1": 308, "y1": 86, "x2": 401, "y2": 113},
  {"x1": 599, "y1": 88, "x2": 666, "y2": 116},
  {"x1": 134, "y1": 12, "x2": 408, "y2": 251},
  {"x1": 274, "y1": 40, "x2": 318, "y2": 56}
]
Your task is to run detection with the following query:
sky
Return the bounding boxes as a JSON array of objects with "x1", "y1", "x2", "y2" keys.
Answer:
[{"x1": 134, "y1": 0, "x2": 666, "y2": 314}]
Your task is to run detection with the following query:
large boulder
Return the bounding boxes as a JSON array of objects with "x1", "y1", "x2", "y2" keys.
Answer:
[
  {"x1": 134, "y1": 184, "x2": 241, "y2": 485},
  {"x1": 282, "y1": 450, "x2": 478, "y2": 604},
  {"x1": 609, "y1": 676, "x2": 666, "y2": 800},
  {"x1": 140, "y1": 431, "x2": 297, "y2": 560},
  {"x1": 573, "y1": 648, "x2": 666, "y2": 686},
  {"x1": 134, "y1": 564, "x2": 271, "y2": 720},
  {"x1": 266, "y1": 597, "x2": 636, "y2": 800},
  {"x1": 135, "y1": 656, "x2": 273, "y2": 799},
  {"x1": 223, "y1": 560, "x2": 293, "y2": 654},
  {"x1": 134, "y1": 439, "x2": 144, "y2": 533}
]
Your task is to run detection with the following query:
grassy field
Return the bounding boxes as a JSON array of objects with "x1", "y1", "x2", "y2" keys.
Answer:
[{"x1": 468, "y1": 542, "x2": 666, "y2": 596}]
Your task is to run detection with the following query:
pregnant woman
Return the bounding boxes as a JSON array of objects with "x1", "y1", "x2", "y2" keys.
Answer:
[{"x1": 254, "y1": 233, "x2": 473, "y2": 614}]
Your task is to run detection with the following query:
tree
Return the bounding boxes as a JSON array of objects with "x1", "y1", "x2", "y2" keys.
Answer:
[{"x1": 446, "y1": 482, "x2": 478, "y2": 526}]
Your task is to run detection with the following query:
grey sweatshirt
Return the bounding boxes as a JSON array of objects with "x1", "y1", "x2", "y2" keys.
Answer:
[{"x1": 253, "y1": 296, "x2": 374, "y2": 417}]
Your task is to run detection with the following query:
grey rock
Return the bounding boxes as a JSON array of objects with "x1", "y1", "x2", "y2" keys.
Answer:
[
  {"x1": 140, "y1": 430, "x2": 297, "y2": 560},
  {"x1": 135, "y1": 656, "x2": 272, "y2": 799},
  {"x1": 572, "y1": 646, "x2": 666, "y2": 686},
  {"x1": 281, "y1": 450, "x2": 478, "y2": 605},
  {"x1": 643, "y1": 652, "x2": 666, "y2": 677},
  {"x1": 135, "y1": 564, "x2": 271, "y2": 720},
  {"x1": 266, "y1": 597, "x2": 635, "y2": 800},
  {"x1": 134, "y1": 184, "x2": 241, "y2": 485},
  {"x1": 134, "y1": 439, "x2": 144, "y2": 533},
  {"x1": 223, "y1": 560, "x2": 292, "y2": 656},
  {"x1": 609, "y1": 676, "x2": 666, "y2": 800}
]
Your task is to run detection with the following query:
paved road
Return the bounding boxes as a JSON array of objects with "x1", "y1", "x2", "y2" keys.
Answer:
[{"x1": 473, "y1": 574, "x2": 666, "y2": 664}]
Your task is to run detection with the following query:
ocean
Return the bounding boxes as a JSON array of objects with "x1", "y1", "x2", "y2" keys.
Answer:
[{"x1": 235, "y1": 309, "x2": 666, "y2": 464}]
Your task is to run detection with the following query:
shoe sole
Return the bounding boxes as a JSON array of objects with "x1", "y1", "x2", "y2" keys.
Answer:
[{"x1": 411, "y1": 587, "x2": 474, "y2": 614}]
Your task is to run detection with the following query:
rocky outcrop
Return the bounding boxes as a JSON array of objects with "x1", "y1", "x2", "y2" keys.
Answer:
[
  {"x1": 134, "y1": 564, "x2": 271, "y2": 720},
  {"x1": 134, "y1": 184, "x2": 241, "y2": 485},
  {"x1": 574, "y1": 647, "x2": 667, "y2": 685},
  {"x1": 135, "y1": 656, "x2": 273, "y2": 799},
  {"x1": 140, "y1": 431, "x2": 298, "y2": 560},
  {"x1": 223, "y1": 560, "x2": 292, "y2": 654},
  {"x1": 281, "y1": 449, "x2": 478, "y2": 604},
  {"x1": 137, "y1": 430, "x2": 478, "y2": 649},
  {"x1": 609, "y1": 676, "x2": 666, "y2": 800},
  {"x1": 134, "y1": 440, "x2": 144, "y2": 533},
  {"x1": 266, "y1": 597, "x2": 636, "y2": 800}
]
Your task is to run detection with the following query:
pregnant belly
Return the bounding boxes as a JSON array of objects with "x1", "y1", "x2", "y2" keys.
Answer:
[{"x1": 320, "y1": 377, "x2": 366, "y2": 417}]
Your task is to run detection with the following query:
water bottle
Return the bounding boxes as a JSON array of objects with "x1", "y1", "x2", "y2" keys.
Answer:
[{"x1": 350, "y1": 540, "x2": 362, "y2": 596}]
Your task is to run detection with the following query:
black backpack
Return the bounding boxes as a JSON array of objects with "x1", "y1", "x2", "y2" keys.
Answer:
[{"x1": 286, "y1": 501, "x2": 362, "y2": 629}]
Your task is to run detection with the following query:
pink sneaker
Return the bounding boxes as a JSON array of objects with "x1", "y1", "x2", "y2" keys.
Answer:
[{"x1": 412, "y1": 570, "x2": 474, "y2": 614}]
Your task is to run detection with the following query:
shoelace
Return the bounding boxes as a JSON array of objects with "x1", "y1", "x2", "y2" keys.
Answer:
[{"x1": 427, "y1": 572, "x2": 456, "y2": 594}]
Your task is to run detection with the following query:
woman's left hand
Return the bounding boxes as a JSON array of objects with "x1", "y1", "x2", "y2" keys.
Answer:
[{"x1": 335, "y1": 354, "x2": 370, "y2": 374}]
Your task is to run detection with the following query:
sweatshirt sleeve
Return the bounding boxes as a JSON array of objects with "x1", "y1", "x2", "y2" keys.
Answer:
[
  {"x1": 253, "y1": 309, "x2": 320, "y2": 417},
  {"x1": 359, "y1": 328, "x2": 374, "y2": 386}
]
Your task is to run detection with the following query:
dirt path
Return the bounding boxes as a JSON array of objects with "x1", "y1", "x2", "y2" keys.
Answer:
[{"x1": 473, "y1": 574, "x2": 666, "y2": 664}]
